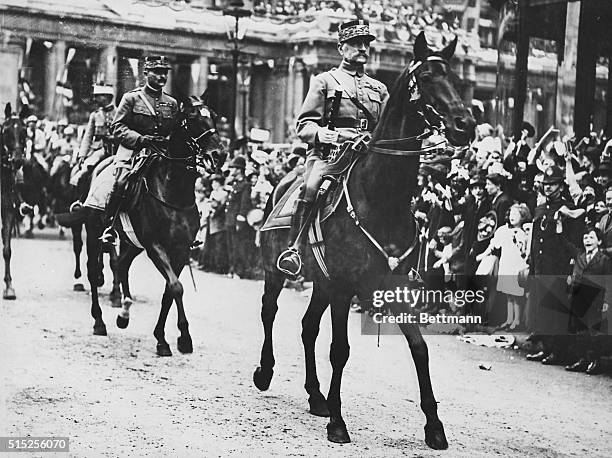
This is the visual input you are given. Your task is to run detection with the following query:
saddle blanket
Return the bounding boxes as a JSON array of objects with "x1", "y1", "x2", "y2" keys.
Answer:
[{"x1": 83, "y1": 159, "x2": 115, "y2": 211}]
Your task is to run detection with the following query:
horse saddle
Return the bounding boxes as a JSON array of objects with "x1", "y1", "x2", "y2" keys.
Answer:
[
  {"x1": 260, "y1": 148, "x2": 356, "y2": 232},
  {"x1": 83, "y1": 153, "x2": 151, "y2": 212}
]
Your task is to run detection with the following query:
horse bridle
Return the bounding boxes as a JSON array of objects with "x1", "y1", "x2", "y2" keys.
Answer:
[
  {"x1": 370, "y1": 55, "x2": 452, "y2": 157},
  {"x1": 150, "y1": 114, "x2": 219, "y2": 173}
]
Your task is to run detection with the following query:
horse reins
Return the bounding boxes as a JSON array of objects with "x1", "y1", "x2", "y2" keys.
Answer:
[
  {"x1": 142, "y1": 115, "x2": 218, "y2": 211},
  {"x1": 370, "y1": 55, "x2": 450, "y2": 157}
]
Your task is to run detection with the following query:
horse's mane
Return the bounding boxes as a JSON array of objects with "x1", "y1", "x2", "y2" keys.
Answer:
[{"x1": 370, "y1": 64, "x2": 414, "y2": 144}]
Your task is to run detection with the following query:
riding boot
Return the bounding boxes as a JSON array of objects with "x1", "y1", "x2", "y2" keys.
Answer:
[
  {"x1": 100, "y1": 167, "x2": 129, "y2": 246},
  {"x1": 277, "y1": 199, "x2": 314, "y2": 277}
]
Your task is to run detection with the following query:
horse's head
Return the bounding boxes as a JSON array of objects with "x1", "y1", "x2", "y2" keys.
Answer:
[
  {"x1": 411, "y1": 32, "x2": 476, "y2": 146},
  {"x1": 2, "y1": 103, "x2": 26, "y2": 170},
  {"x1": 174, "y1": 96, "x2": 226, "y2": 174}
]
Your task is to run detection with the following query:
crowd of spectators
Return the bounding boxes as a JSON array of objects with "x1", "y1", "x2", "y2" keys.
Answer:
[{"x1": 253, "y1": 0, "x2": 464, "y2": 46}]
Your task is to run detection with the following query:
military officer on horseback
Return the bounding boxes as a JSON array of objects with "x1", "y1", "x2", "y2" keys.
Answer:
[
  {"x1": 277, "y1": 19, "x2": 389, "y2": 276},
  {"x1": 101, "y1": 55, "x2": 178, "y2": 245},
  {"x1": 74, "y1": 83, "x2": 117, "y2": 171}
]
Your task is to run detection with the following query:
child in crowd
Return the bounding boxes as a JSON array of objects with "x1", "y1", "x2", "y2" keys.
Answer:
[{"x1": 476, "y1": 203, "x2": 532, "y2": 330}]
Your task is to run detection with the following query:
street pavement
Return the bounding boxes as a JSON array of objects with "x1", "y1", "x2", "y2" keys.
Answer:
[{"x1": 1, "y1": 227, "x2": 611, "y2": 457}]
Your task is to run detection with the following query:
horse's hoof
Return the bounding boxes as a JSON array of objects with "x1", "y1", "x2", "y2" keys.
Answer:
[
  {"x1": 327, "y1": 420, "x2": 351, "y2": 444},
  {"x1": 116, "y1": 315, "x2": 129, "y2": 329},
  {"x1": 37, "y1": 221, "x2": 45, "y2": 230},
  {"x1": 73, "y1": 282, "x2": 85, "y2": 292},
  {"x1": 177, "y1": 335, "x2": 193, "y2": 354},
  {"x1": 424, "y1": 421, "x2": 448, "y2": 450},
  {"x1": 96, "y1": 274, "x2": 104, "y2": 288},
  {"x1": 308, "y1": 395, "x2": 330, "y2": 417},
  {"x1": 59, "y1": 231, "x2": 65, "y2": 240},
  {"x1": 156, "y1": 343, "x2": 172, "y2": 357},
  {"x1": 24, "y1": 230, "x2": 33, "y2": 239},
  {"x1": 93, "y1": 323, "x2": 107, "y2": 336},
  {"x1": 3, "y1": 288, "x2": 16, "y2": 300},
  {"x1": 253, "y1": 366, "x2": 274, "y2": 391}
]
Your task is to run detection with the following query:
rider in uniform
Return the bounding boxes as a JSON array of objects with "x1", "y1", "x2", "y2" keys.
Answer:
[
  {"x1": 100, "y1": 55, "x2": 178, "y2": 244},
  {"x1": 277, "y1": 19, "x2": 389, "y2": 276},
  {"x1": 74, "y1": 84, "x2": 117, "y2": 172}
]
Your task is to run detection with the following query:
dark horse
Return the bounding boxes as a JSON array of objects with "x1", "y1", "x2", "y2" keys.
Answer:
[
  {"x1": 253, "y1": 33, "x2": 476, "y2": 448},
  {"x1": 85, "y1": 96, "x2": 225, "y2": 357},
  {"x1": 1, "y1": 104, "x2": 26, "y2": 299}
]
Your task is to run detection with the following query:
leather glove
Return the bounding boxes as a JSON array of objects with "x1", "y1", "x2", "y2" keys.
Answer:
[{"x1": 316, "y1": 127, "x2": 339, "y2": 144}]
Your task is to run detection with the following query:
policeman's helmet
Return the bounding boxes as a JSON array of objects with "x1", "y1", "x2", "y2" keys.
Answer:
[{"x1": 542, "y1": 165, "x2": 564, "y2": 184}]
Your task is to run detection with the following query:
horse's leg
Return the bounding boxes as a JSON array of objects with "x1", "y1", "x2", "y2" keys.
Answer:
[
  {"x1": 116, "y1": 244, "x2": 142, "y2": 329},
  {"x1": 302, "y1": 282, "x2": 330, "y2": 416},
  {"x1": 253, "y1": 270, "x2": 284, "y2": 391},
  {"x1": 86, "y1": 215, "x2": 106, "y2": 336},
  {"x1": 397, "y1": 322, "x2": 448, "y2": 450},
  {"x1": 108, "y1": 245, "x2": 122, "y2": 308},
  {"x1": 2, "y1": 213, "x2": 16, "y2": 300},
  {"x1": 72, "y1": 224, "x2": 85, "y2": 291},
  {"x1": 146, "y1": 243, "x2": 185, "y2": 356},
  {"x1": 170, "y1": 260, "x2": 192, "y2": 354},
  {"x1": 326, "y1": 289, "x2": 352, "y2": 444}
]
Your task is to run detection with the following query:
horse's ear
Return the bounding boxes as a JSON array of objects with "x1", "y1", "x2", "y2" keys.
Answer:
[
  {"x1": 18, "y1": 104, "x2": 30, "y2": 120},
  {"x1": 4, "y1": 103, "x2": 11, "y2": 120},
  {"x1": 413, "y1": 31, "x2": 431, "y2": 63},
  {"x1": 440, "y1": 35, "x2": 458, "y2": 61}
]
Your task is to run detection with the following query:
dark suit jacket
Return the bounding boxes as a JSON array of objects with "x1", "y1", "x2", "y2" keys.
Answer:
[
  {"x1": 490, "y1": 192, "x2": 513, "y2": 227},
  {"x1": 597, "y1": 212, "x2": 612, "y2": 257},
  {"x1": 561, "y1": 238, "x2": 612, "y2": 331}
]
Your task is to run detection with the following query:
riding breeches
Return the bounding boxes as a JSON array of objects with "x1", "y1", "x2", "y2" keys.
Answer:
[{"x1": 302, "y1": 156, "x2": 328, "y2": 203}]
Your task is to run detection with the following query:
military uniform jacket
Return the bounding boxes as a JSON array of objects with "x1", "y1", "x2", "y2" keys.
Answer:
[
  {"x1": 296, "y1": 62, "x2": 389, "y2": 154},
  {"x1": 224, "y1": 178, "x2": 252, "y2": 229},
  {"x1": 78, "y1": 104, "x2": 117, "y2": 159},
  {"x1": 529, "y1": 197, "x2": 584, "y2": 276},
  {"x1": 112, "y1": 85, "x2": 178, "y2": 161}
]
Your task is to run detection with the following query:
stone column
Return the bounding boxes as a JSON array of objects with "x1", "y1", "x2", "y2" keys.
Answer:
[
  {"x1": 265, "y1": 60, "x2": 289, "y2": 143},
  {"x1": 574, "y1": 0, "x2": 598, "y2": 138},
  {"x1": 557, "y1": 1, "x2": 581, "y2": 138},
  {"x1": 99, "y1": 45, "x2": 118, "y2": 97},
  {"x1": 192, "y1": 56, "x2": 209, "y2": 97},
  {"x1": 44, "y1": 39, "x2": 65, "y2": 119}
]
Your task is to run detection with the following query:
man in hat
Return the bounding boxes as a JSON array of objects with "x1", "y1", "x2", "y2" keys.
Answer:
[
  {"x1": 526, "y1": 165, "x2": 585, "y2": 364},
  {"x1": 277, "y1": 19, "x2": 390, "y2": 276},
  {"x1": 224, "y1": 156, "x2": 253, "y2": 277},
  {"x1": 75, "y1": 84, "x2": 117, "y2": 170},
  {"x1": 25, "y1": 115, "x2": 48, "y2": 171},
  {"x1": 100, "y1": 55, "x2": 178, "y2": 244}
]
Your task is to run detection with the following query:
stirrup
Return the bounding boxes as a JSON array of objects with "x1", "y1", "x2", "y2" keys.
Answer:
[
  {"x1": 69, "y1": 200, "x2": 83, "y2": 212},
  {"x1": 277, "y1": 247, "x2": 303, "y2": 277},
  {"x1": 100, "y1": 226, "x2": 119, "y2": 247}
]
